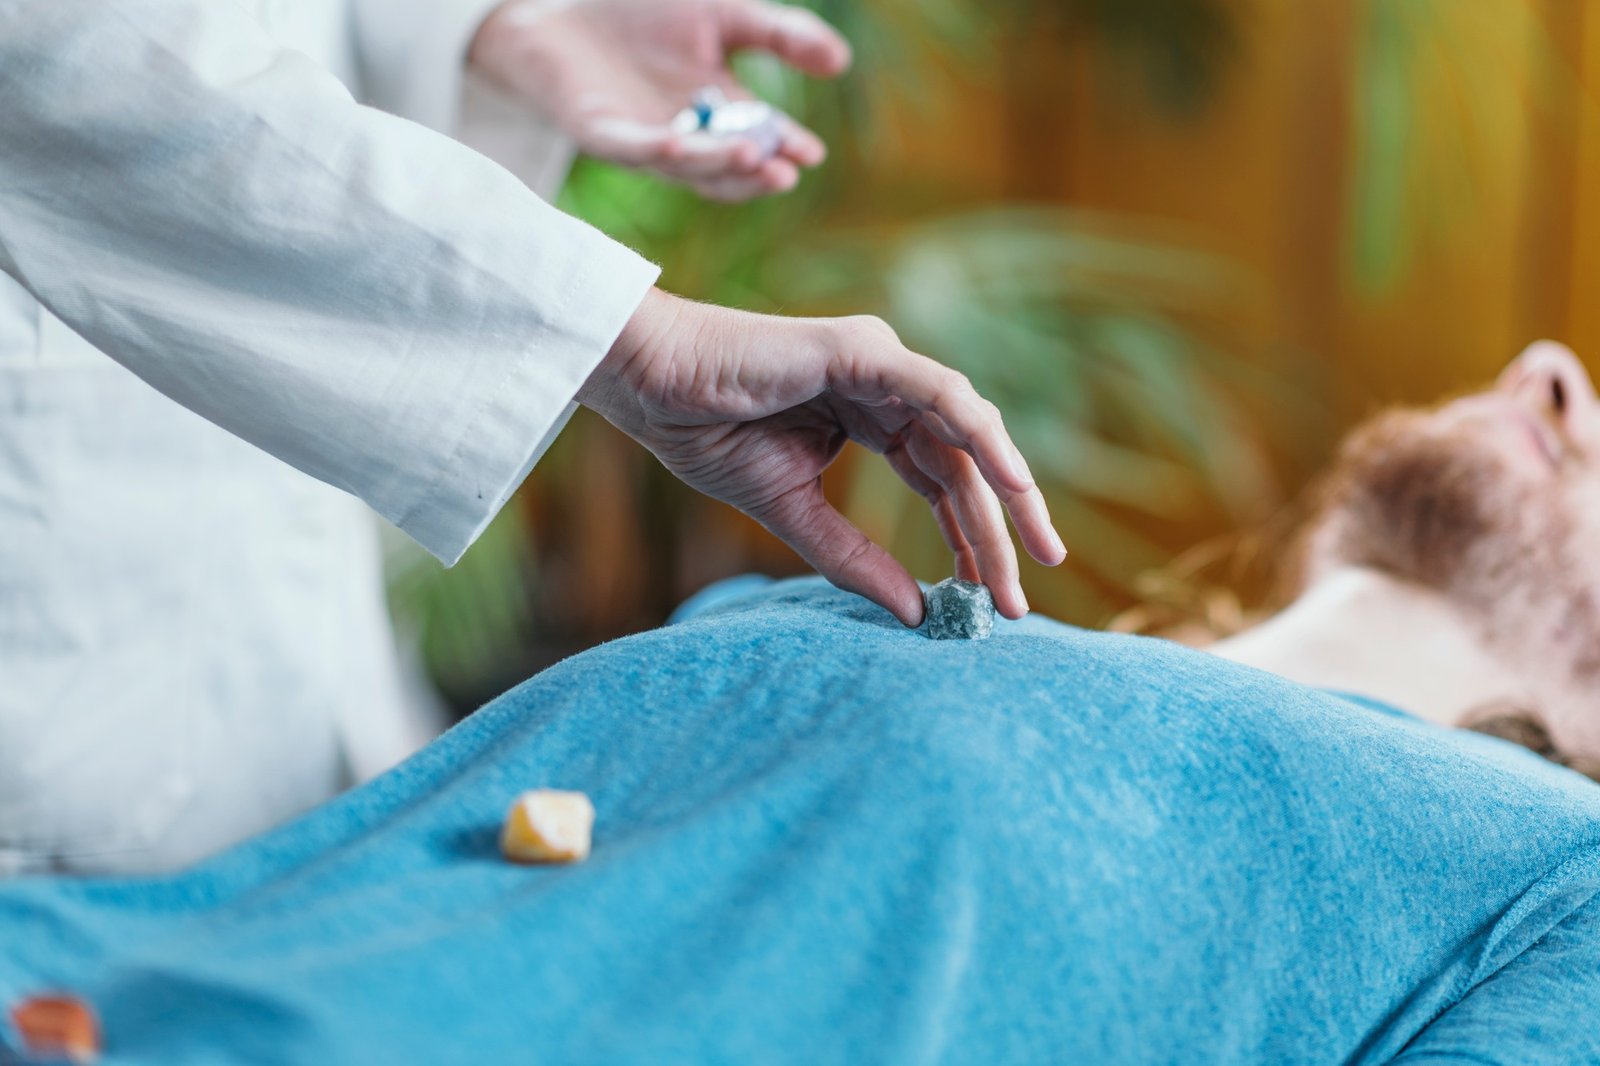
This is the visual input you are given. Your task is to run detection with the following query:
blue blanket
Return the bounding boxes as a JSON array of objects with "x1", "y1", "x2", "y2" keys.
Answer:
[{"x1": 4, "y1": 576, "x2": 1599, "y2": 1064}]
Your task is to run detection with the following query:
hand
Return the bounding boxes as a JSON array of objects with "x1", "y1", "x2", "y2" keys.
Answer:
[
  {"x1": 470, "y1": 0, "x2": 850, "y2": 202},
  {"x1": 579, "y1": 289, "x2": 1068, "y2": 626}
]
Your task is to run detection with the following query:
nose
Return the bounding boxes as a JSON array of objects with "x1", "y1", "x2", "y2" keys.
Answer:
[{"x1": 1496, "y1": 340, "x2": 1597, "y2": 440}]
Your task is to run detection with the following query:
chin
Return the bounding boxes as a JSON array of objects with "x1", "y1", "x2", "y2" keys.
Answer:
[
  {"x1": 1306, "y1": 404, "x2": 1600, "y2": 684},
  {"x1": 1305, "y1": 407, "x2": 1527, "y2": 595}
]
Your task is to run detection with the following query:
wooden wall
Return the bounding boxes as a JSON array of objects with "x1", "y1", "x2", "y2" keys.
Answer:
[{"x1": 1024, "y1": 0, "x2": 1591, "y2": 421}]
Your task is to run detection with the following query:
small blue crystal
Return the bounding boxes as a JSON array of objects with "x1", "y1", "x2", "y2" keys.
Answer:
[
  {"x1": 689, "y1": 87, "x2": 723, "y2": 129},
  {"x1": 923, "y1": 578, "x2": 996, "y2": 641}
]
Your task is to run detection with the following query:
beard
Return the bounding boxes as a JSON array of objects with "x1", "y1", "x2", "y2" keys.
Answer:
[{"x1": 1302, "y1": 406, "x2": 1600, "y2": 681}]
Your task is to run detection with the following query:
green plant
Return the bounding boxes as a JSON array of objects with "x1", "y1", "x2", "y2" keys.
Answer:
[
  {"x1": 770, "y1": 207, "x2": 1291, "y2": 618},
  {"x1": 1347, "y1": 0, "x2": 1564, "y2": 295},
  {"x1": 386, "y1": 0, "x2": 1314, "y2": 702}
]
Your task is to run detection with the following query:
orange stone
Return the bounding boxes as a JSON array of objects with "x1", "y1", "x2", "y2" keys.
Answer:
[
  {"x1": 500, "y1": 789, "x2": 595, "y2": 865},
  {"x1": 10, "y1": 993, "x2": 100, "y2": 1064}
]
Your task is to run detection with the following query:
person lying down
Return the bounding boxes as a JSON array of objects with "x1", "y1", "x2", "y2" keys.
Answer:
[
  {"x1": 1213, "y1": 339, "x2": 1600, "y2": 781},
  {"x1": 2, "y1": 343, "x2": 1598, "y2": 1064}
]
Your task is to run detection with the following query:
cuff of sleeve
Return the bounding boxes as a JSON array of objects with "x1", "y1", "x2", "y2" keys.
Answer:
[{"x1": 396, "y1": 248, "x2": 660, "y2": 566}]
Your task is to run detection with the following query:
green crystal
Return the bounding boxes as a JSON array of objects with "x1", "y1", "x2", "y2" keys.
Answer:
[{"x1": 924, "y1": 578, "x2": 996, "y2": 640}]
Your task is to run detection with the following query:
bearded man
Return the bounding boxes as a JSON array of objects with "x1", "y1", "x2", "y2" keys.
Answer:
[{"x1": 1215, "y1": 340, "x2": 1600, "y2": 779}]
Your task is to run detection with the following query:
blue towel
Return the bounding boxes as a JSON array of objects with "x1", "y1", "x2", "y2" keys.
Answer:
[{"x1": 3, "y1": 576, "x2": 1599, "y2": 1064}]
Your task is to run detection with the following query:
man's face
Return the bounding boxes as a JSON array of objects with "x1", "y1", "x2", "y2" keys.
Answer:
[{"x1": 1305, "y1": 342, "x2": 1600, "y2": 683}]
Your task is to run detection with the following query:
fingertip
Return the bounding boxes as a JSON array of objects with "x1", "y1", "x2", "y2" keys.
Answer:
[
  {"x1": 828, "y1": 36, "x2": 854, "y2": 75},
  {"x1": 781, "y1": 11, "x2": 851, "y2": 77},
  {"x1": 858, "y1": 571, "x2": 924, "y2": 627},
  {"x1": 897, "y1": 595, "x2": 926, "y2": 628},
  {"x1": 727, "y1": 4, "x2": 852, "y2": 78},
  {"x1": 769, "y1": 487, "x2": 924, "y2": 625},
  {"x1": 761, "y1": 159, "x2": 801, "y2": 193},
  {"x1": 730, "y1": 140, "x2": 762, "y2": 172},
  {"x1": 1007, "y1": 486, "x2": 1066, "y2": 567},
  {"x1": 781, "y1": 124, "x2": 827, "y2": 167},
  {"x1": 1038, "y1": 510, "x2": 1069, "y2": 566},
  {"x1": 1026, "y1": 524, "x2": 1068, "y2": 567},
  {"x1": 805, "y1": 35, "x2": 852, "y2": 77},
  {"x1": 794, "y1": 10, "x2": 852, "y2": 75},
  {"x1": 875, "y1": 569, "x2": 927, "y2": 627},
  {"x1": 992, "y1": 583, "x2": 1029, "y2": 621}
]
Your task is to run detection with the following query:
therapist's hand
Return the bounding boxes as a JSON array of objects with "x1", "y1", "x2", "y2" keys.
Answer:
[
  {"x1": 469, "y1": 0, "x2": 849, "y2": 202},
  {"x1": 579, "y1": 289, "x2": 1068, "y2": 626}
]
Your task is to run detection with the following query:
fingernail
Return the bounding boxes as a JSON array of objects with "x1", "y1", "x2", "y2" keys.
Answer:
[
  {"x1": 904, "y1": 595, "x2": 926, "y2": 628},
  {"x1": 1049, "y1": 527, "x2": 1067, "y2": 559}
]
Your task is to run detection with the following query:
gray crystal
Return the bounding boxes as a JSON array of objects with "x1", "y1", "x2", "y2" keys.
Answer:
[{"x1": 923, "y1": 578, "x2": 996, "y2": 640}]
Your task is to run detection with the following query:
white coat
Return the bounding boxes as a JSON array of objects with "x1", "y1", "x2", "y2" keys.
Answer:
[{"x1": 0, "y1": 0, "x2": 660, "y2": 874}]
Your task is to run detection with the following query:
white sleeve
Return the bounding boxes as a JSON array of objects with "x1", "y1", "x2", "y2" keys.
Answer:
[
  {"x1": 350, "y1": 0, "x2": 578, "y2": 197},
  {"x1": 0, "y1": 0, "x2": 659, "y2": 564}
]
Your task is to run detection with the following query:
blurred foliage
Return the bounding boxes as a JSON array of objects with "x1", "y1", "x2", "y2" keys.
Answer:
[
  {"x1": 1348, "y1": 0, "x2": 1564, "y2": 295},
  {"x1": 388, "y1": 0, "x2": 1562, "y2": 708},
  {"x1": 759, "y1": 208, "x2": 1287, "y2": 612},
  {"x1": 384, "y1": 501, "x2": 538, "y2": 702},
  {"x1": 1065, "y1": 0, "x2": 1240, "y2": 117}
]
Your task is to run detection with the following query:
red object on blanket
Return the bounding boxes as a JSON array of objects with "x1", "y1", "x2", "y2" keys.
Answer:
[{"x1": 9, "y1": 993, "x2": 100, "y2": 1064}]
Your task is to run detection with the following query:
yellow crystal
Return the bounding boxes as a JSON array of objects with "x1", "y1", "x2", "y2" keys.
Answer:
[{"x1": 499, "y1": 789, "x2": 595, "y2": 865}]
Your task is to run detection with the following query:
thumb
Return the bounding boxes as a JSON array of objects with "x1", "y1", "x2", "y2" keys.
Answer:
[
  {"x1": 752, "y1": 480, "x2": 924, "y2": 626},
  {"x1": 720, "y1": 1, "x2": 852, "y2": 77}
]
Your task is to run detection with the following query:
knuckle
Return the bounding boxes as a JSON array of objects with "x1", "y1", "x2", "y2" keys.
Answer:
[
  {"x1": 935, "y1": 369, "x2": 973, "y2": 401},
  {"x1": 931, "y1": 371, "x2": 977, "y2": 416},
  {"x1": 971, "y1": 524, "x2": 1010, "y2": 552},
  {"x1": 836, "y1": 534, "x2": 876, "y2": 574},
  {"x1": 844, "y1": 314, "x2": 896, "y2": 344}
]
